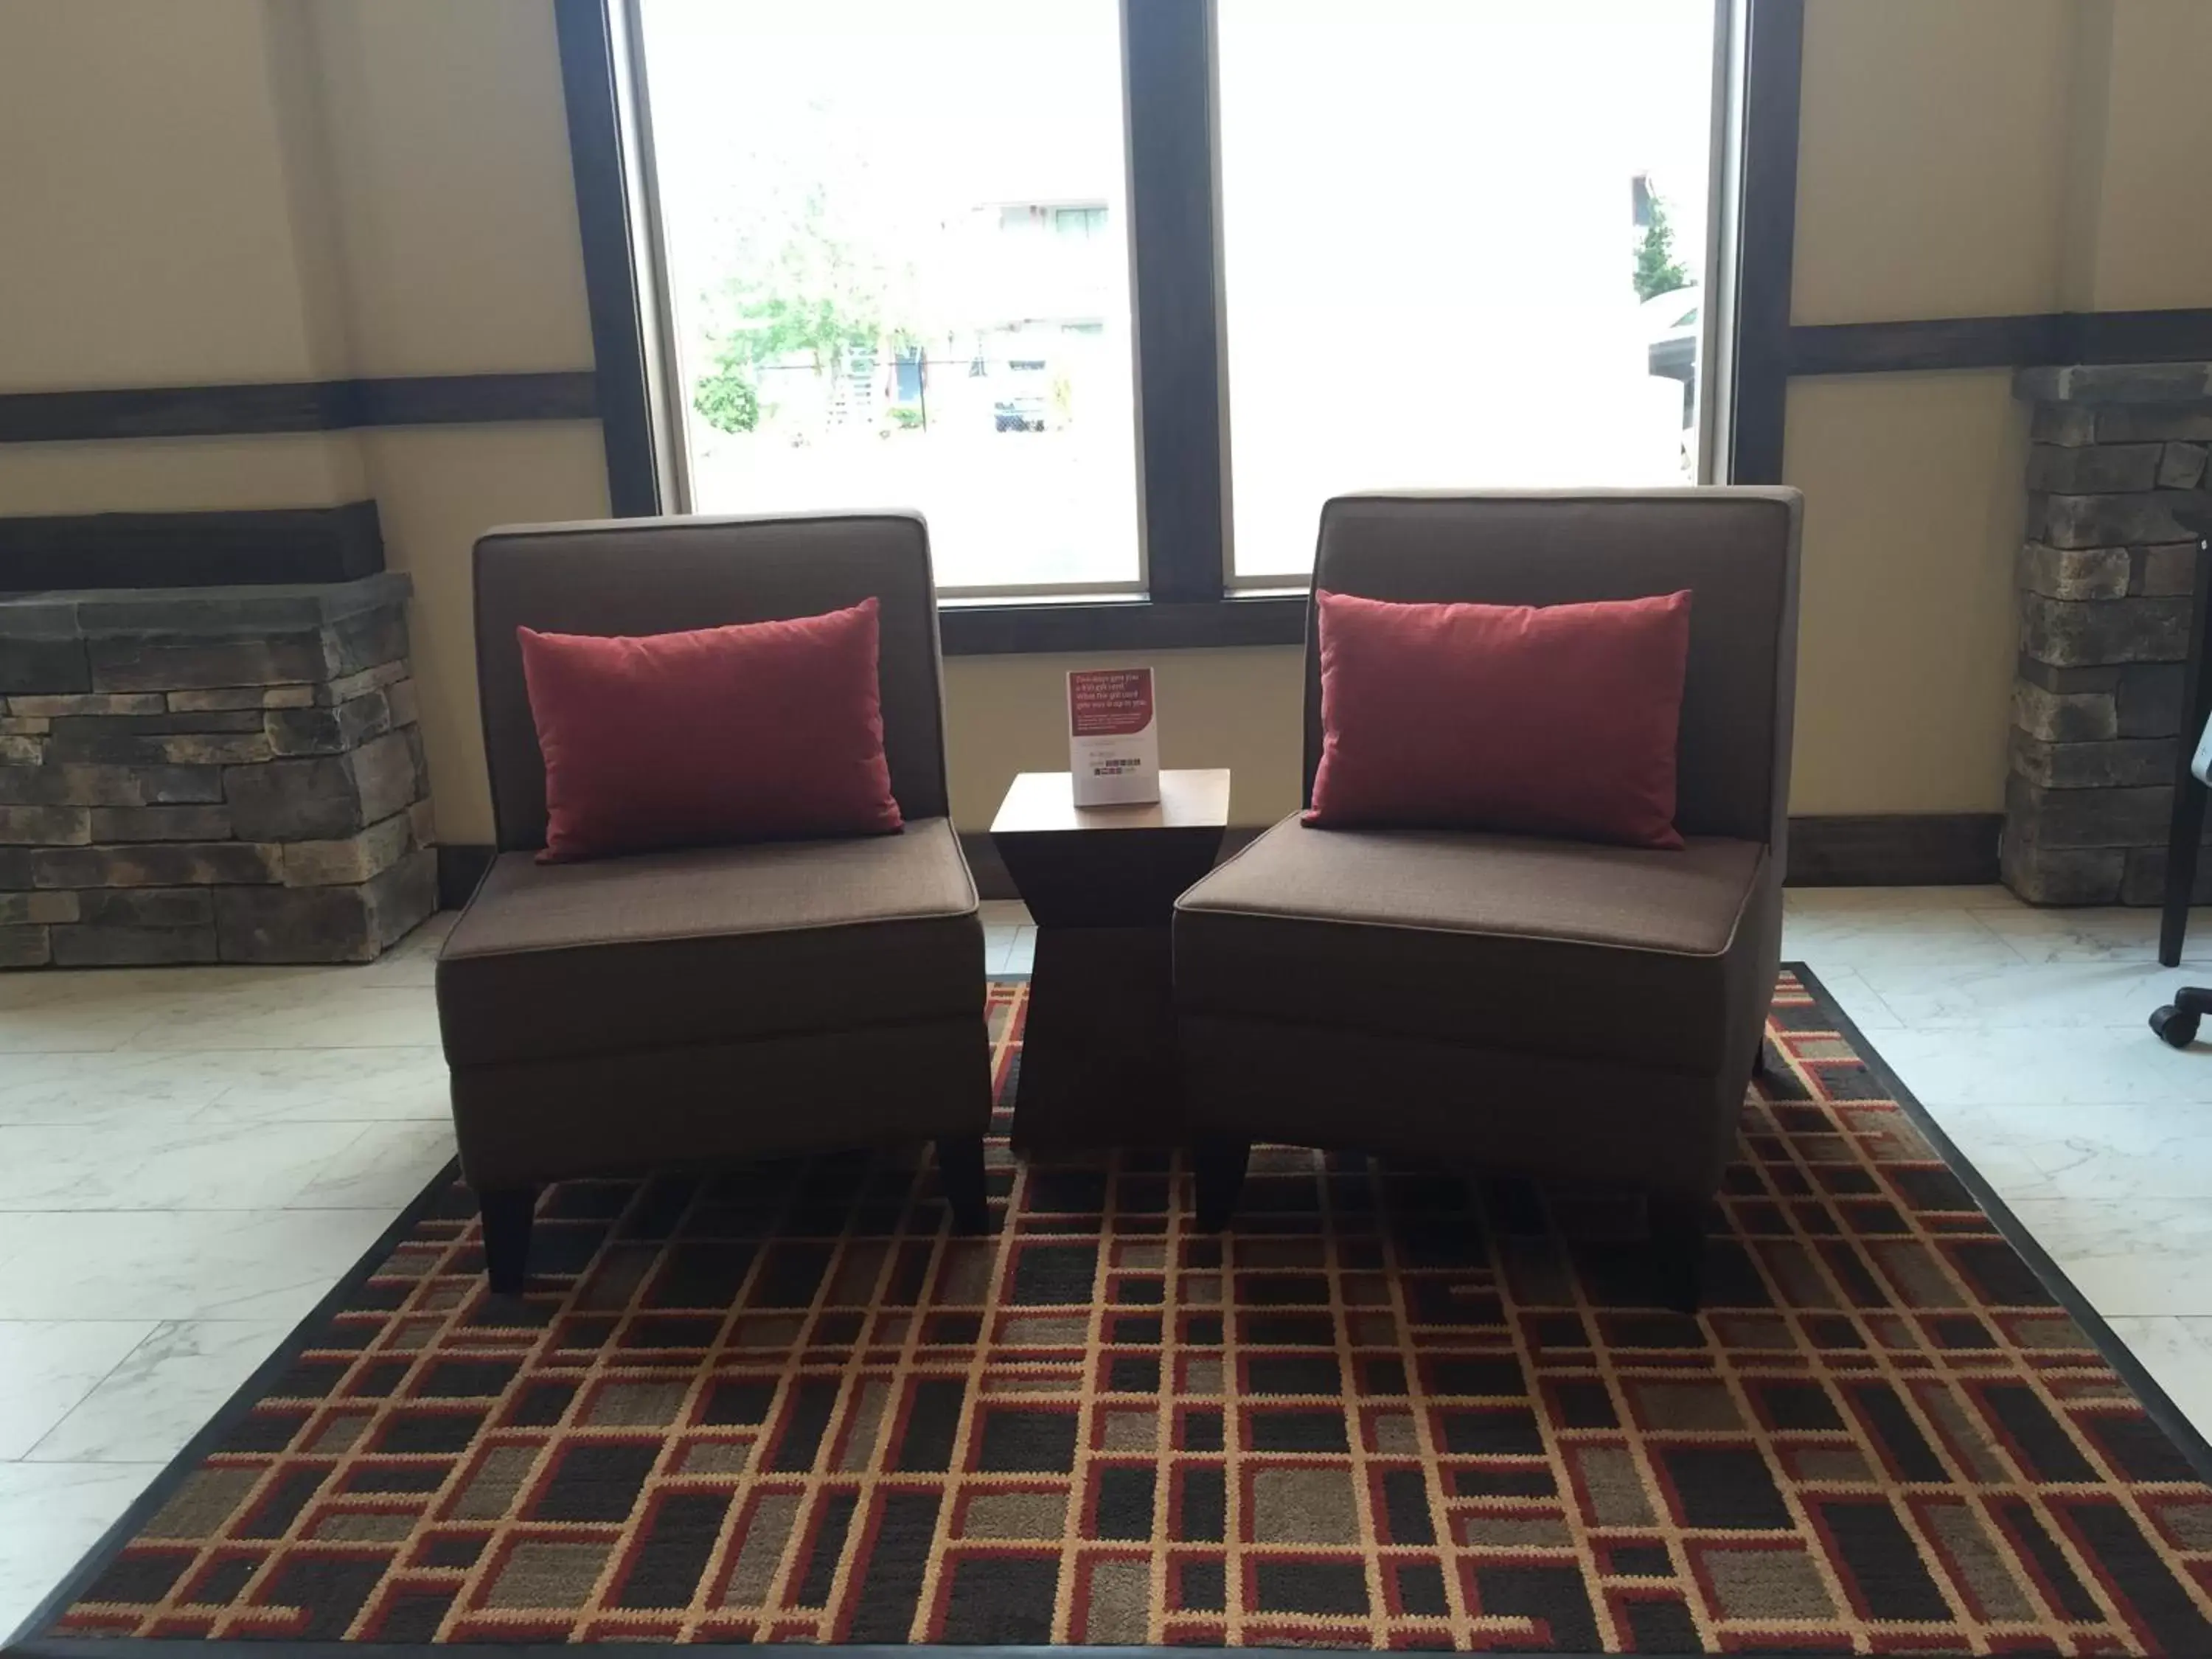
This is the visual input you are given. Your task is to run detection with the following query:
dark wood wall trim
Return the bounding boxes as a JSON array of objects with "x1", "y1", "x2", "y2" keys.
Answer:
[
  {"x1": 0, "y1": 373, "x2": 597, "y2": 445},
  {"x1": 941, "y1": 594, "x2": 1305, "y2": 656},
  {"x1": 1728, "y1": 0, "x2": 1804, "y2": 487},
  {"x1": 0, "y1": 501, "x2": 384, "y2": 591},
  {"x1": 554, "y1": 0, "x2": 661, "y2": 517},
  {"x1": 1787, "y1": 309, "x2": 2212, "y2": 377},
  {"x1": 1124, "y1": 0, "x2": 1229, "y2": 603},
  {"x1": 1787, "y1": 316, "x2": 2062, "y2": 377},
  {"x1": 1784, "y1": 813, "x2": 2002, "y2": 887}
]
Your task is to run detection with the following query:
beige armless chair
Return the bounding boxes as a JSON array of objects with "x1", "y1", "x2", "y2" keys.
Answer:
[
  {"x1": 1174, "y1": 490, "x2": 1801, "y2": 1311},
  {"x1": 435, "y1": 512, "x2": 991, "y2": 1291}
]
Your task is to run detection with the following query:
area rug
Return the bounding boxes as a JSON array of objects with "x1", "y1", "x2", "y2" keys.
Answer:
[{"x1": 15, "y1": 970, "x2": 2212, "y2": 1657}]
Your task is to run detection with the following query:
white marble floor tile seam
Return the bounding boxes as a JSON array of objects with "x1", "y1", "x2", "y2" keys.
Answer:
[
  {"x1": 1790, "y1": 964, "x2": 1907, "y2": 1032},
  {"x1": 1868, "y1": 1025, "x2": 2212, "y2": 1106},
  {"x1": 0, "y1": 1117, "x2": 453, "y2": 1214},
  {"x1": 1921, "y1": 1099, "x2": 2212, "y2": 1203},
  {"x1": 0, "y1": 1207, "x2": 400, "y2": 1323},
  {"x1": 24, "y1": 1318, "x2": 296, "y2": 1466},
  {"x1": 0, "y1": 1321, "x2": 159, "y2": 1462},
  {"x1": 1997, "y1": 1196, "x2": 2212, "y2": 1319}
]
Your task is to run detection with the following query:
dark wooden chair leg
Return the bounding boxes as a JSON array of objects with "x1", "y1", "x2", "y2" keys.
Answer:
[
  {"x1": 1194, "y1": 1139, "x2": 1251, "y2": 1231},
  {"x1": 479, "y1": 1187, "x2": 536, "y2": 1295},
  {"x1": 1650, "y1": 1192, "x2": 1707, "y2": 1315},
  {"x1": 937, "y1": 1135, "x2": 990, "y2": 1233}
]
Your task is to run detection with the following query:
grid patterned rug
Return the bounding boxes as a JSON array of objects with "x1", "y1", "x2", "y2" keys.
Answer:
[{"x1": 21, "y1": 970, "x2": 2212, "y2": 1655}]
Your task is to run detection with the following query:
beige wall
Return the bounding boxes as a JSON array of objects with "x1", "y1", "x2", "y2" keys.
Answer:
[
  {"x1": 2067, "y1": 0, "x2": 2212, "y2": 311},
  {"x1": 1779, "y1": 0, "x2": 2212, "y2": 818},
  {"x1": 305, "y1": 0, "x2": 595, "y2": 378},
  {"x1": 944, "y1": 649, "x2": 1307, "y2": 833},
  {"x1": 1782, "y1": 373, "x2": 2028, "y2": 815},
  {"x1": 0, "y1": 0, "x2": 605, "y2": 847},
  {"x1": 10, "y1": 0, "x2": 2212, "y2": 839},
  {"x1": 1781, "y1": 0, "x2": 2074, "y2": 816},
  {"x1": 359, "y1": 426, "x2": 612, "y2": 844},
  {"x1": 0, "y1": 0, "x2": 338, "y2": 392},
  {"x1": 1792, "y1": 0, "x2": 2073, "y2": 326},
  {"x1": 295, "y1": 0, "x2": 607, "y2": 844}
]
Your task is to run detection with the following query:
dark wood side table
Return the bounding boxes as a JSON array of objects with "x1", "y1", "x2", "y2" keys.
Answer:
[{"x1": 991, "y1": 768, "x2": 1230, "y2": 1152}]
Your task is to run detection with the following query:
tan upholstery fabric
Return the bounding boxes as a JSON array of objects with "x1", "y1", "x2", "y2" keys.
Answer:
[
  {"x1": 1177, "y1": 815, "x2": 1768, "y2": 1073},
  {"x1": 1301, "y1": 490, "x2": 1801, "y2": 846},
  {"x1": 437, "y1": 818, "x2": 981, "y2": 1069},
  {"x1": 473, "y1": 512, "x2": 950, "y2": 853}
]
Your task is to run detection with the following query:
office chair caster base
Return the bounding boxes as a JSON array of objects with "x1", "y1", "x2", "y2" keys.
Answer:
[
  {"x1": 2153, "y1": 1004, "x2": 2203, "y2": 1049},
  {"x1": 2152, "y1": 987, "x2": 2212, "y2": 1048}
]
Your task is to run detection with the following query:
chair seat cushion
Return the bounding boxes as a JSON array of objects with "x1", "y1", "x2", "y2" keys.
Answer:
[
  {"x1": 437, "y1": 816, "x2": 981, "y2": 1068},
  {"x1": 1174, "y1": 814, "x2": 1766, "y2": 1073}
]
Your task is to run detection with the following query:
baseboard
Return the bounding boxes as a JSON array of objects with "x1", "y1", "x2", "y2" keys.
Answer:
[
  {"x1": 436, "y1": 815, "x2": 2003, "y2": 915},
  {"x1": 1784, "y1": 813, "x2": 2003, "y2": 887}
]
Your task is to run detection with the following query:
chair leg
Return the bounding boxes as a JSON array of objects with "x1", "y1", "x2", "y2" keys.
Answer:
[
  {"x1": 1649, "y1": 1192, "x2": 1706, "y2": 1315},
  {"x1": 1194, "y1": 1139, "x2": 1251, "y2": 1231},
  {"x1": 480, "y1": 1187, "x2": 536, "y2": 1295},
  {"x1": 937, "y1": 1135, "x2": 990, "y2": 1233}
]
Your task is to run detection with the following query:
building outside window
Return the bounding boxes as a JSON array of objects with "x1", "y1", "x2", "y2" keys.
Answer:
[{"x1": 636, "y1": 0, "x2": 1720, "y2": 601}]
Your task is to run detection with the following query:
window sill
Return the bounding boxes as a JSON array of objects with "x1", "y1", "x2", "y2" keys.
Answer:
[{"x1": 937, "y1": 592, "x2": 1307, "y2": 655}]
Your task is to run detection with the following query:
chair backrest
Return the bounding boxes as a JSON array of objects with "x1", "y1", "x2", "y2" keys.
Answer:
[
  {"x1": 473, "y1": 511, "x2": 952, "y2": 852},
  {"x1": 1303, "y1": 489, "x2": 1801, "y2": 844}
]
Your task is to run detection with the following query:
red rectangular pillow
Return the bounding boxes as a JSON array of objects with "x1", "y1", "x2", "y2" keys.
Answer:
[
  {"x1": 1304, "y1": 587, "x2": 1692, "y2": 849},
  {"x1": 517, "y1": 598, "x2": 902, "y2": 862}
]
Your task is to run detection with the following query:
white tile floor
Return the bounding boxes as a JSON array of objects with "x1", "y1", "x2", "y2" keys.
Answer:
[{"x1": 3, "y1": 886, "x2": 2211, "y2": 1630}]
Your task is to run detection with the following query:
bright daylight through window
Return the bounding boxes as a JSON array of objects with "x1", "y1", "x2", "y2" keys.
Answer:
[
  {"x1": 638, "y1": 0, "x2": 1719, "y2": 599},
  {"x1": 1218, "y1": 0, "x2": 1718, "y2": 579},
  {"x1": 639, "y1": 0, "x2": 1141, "y2": 596}
]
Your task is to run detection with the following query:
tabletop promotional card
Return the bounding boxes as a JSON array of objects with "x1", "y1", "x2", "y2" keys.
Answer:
[{"x1": 1067, "y1": 667, "x2": 1161, "y2": 806}]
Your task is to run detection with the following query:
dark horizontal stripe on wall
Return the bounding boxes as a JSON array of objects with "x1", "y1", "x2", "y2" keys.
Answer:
[
  {"x1": 1785, "y1": 813, "x2": 2002, "y2": 887},
  {"x1": 1787, "y1": 315, "x2": 2062, "y2": 376},
  {"x1": 2070, "y1": 308, "x2": 2212, "y2": 366},
  {"x1": 0, "y1": 501, "x2": 383, "y2": 591},
  {"x1": 0, "y1": 372, "x2": 598, "y2": 445},
  {"x1": 1788, "y1": 308, "x2": 2212, "y2": 377},
  {"x1": 939, "y1": 594, "x2": 1307, "y2": 656}
]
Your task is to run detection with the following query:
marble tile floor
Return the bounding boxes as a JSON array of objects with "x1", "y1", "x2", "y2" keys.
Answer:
[{"x1": 5, "y1": 887, "x2": 2212, "y2": 1629}]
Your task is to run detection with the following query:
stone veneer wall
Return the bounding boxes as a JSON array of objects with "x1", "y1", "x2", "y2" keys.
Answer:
[
  {"x1": 0, "y1": 574, "x2": 436, "y2": 965},
  {"x1": 2005, "y1": 364, "x2": 2212, "y2": 905}
]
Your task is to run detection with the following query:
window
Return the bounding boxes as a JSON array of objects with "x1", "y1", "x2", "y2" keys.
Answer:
[
  {"x1": 637, "y1": 0, "x2": 1141, "y2": 595},
  {"x1": 1054, "y1": 206, "x2": 1109, "y2": 240},
  {"x1": 1217, "y1": 0, "x2": 1719, "y2": 579},
  {"x1": 599, "y1": 0, "x2": 1747, "y2": 635}
]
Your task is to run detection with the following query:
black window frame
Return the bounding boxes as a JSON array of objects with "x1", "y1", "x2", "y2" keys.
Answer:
[{"x1": 555, "y1": 0, "x2": 1803, "y2": 656}]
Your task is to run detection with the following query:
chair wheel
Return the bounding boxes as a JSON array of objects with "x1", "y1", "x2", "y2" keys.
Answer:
[{"x1": 2152, "y1": 1005, "x2": 2201, "y2": 1049}]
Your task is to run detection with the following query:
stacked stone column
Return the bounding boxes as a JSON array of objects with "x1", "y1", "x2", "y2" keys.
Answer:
[
  {"x1": 0, "y1": 574, "x2": 437, "y2": 964},
  {"x1": 2004, "y1": 364, "x2": 2212, "y2": 905}
]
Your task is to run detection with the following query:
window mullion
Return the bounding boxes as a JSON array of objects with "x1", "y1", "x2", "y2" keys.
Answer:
[{"x1": 1124, "y1": 0, "x2": 1230, "y2": 605}]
